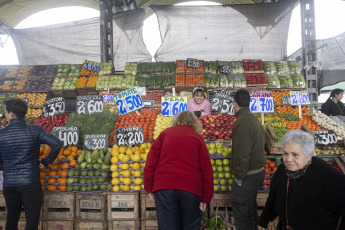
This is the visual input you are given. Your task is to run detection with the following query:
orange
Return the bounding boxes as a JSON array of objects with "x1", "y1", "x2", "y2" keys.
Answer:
[
  {"x1": 40, "y1": 172, "x2": 46, "y2": 177},
  {"x1": 59, "y1": 170, "x2": 68, "y2": 177},
  {"x1": 47, "y1": 185, "x2": 57, "y2": 191},
  {"x1": 67, "y1": 156, "x2": 74, "y2": 162},
  {"x1": 48, "y1": 171, "x2": 58, "y2": 177},
  {"x1": 59, "y1": 178, "x2": 67, "y2": 185},
  {"x1": 71, "y1": 146, "x2": 78, "y2": 152},
  {"x1": 50, "y1": 164, "x2": 59, "y2": 170},
  {"x1": 48, "y1": 178, "x2": 57, "y2": 184},
  {"x1": 69, "y1": 160, "x2": 77, "y2": 168},
  {"x1": 64, "y1": 149, "x2": 72, "y2": 156},
  {"x1": 58, "y1": 185, "x2": 66, "y2": 191},
  {"x1": 40, "y1": 178, "x2": 46, "y2": 184},
  {"x1": 61, "y1": 163, "x2": 69, "y2": 169}
]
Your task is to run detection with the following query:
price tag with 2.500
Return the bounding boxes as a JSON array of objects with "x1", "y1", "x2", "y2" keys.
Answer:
[
  {"x1": 76, "y1": 95, "x2": 103, "y2": 114},
  {"x1": 115, "y1": 126, "x2": 144, "y2": 146},
  {"x1": 161, "y1": 97, "x2": 187, "y2": 116},
  {"x1": 249, "y1": 92, "x2": 274, "y2": 113},
  {"x1": 42, "y1": 97, "x2": 65, "y2": 117},
  {"x1": 114, "y1": 87, "x2": 144, "y2": 115},
  {"x1": 51, "y1": 126, "x2": 79, "y2": 146},
  {"x1": 83, "y1": 134, "x2": 108, "y2": 150}
]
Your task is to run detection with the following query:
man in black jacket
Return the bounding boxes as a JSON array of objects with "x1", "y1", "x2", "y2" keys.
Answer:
[{"x1": 0, "y1": 99, "x2": 61, "y2": 230}]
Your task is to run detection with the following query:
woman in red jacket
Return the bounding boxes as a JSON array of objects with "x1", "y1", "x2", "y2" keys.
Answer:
[{"x1": 144, "y1": 111, "x2": 214, "y2": 230}]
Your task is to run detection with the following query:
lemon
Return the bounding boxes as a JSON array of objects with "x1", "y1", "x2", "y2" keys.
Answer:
[
  {"x1": 119, "y1": 184, "x2": 124, "y2": 189},
  {"x1": 126, "y1": 148, "x2": 133, "y2": 155},
  {"x1": 130, "y1": 186, "x2": 135, "y2": 190},
  {"x1": 141, "y1": 154, "x2": 148, "y2": 161},
  {"x1": 118, "y1": 153, "x2": 125, "y2": 161},
  {"x1": 122, "y1": 185, "x2": 130, "y2": 191},
  {"x1": 119, "y1": 146, "x2": 127, "y2": 154},
  {"x1": 119, "y1": 177, "x2": 124, "y2": 182},
  {"x1": 122, "y1": 170, "x2": 131, "y2": 177},
  {"x1": 110, "y1": 164, "x2": 118, "y2": 172},
  {"x1": 122, "y1": 155, "x2": 131, "y2": 163},
  {"x1": 111, "y1": 178, "x2": 120, "y2": 185},
  {"x1": 121, "y1": 163, "x2": 130, "y2": 170},
  {"x1": 112, "y1": 144, "x2": 119, "y2": 149},
  {"x1": 140, "y1": 162, "x2": 146, "y2": 168},
  {"x1": 134, "y1": 185, "x2": 142, "y2": 191},
  {"x1": 111, "y1": 156, "x2": 119, "y2": 164},
  {"x1": 145, "y1": 149, "x2": 150, "y2": 154},
  {"x1": 112, "y1": 171, "x2": 120, "y2": 178},
  {"x1": 133, "y1": 170, "x2": 142, "y2": 177},
  {"x1": 112, "y1": 185, "x2": 120, "y2": 192},
  {"x1": 141, "y1": 185, "x2": 145, "y2": 189},
  {"x1": 134, "y1": 149, "x2": 142, "y2": 155},
  {"x1": 134, "y1": 178, "x2": 143, "y2": 185},
  {"x1": 132, "y1": 162, "x2": 141, "y2": 170},
  {"x1": 146, "y1": 143, "x2": 152, "y2": 149},
  {"x1": 140, "y1": 143, "x2": 148, "y2": 150},
  {"x1": 111, "y1": 149, "x2": 119, "y2": 157},
  {"x1": 123, "y1": 178, "x2": 132, "y2": 185},
  {"x1": 132, "y1": 155, "x2": 141, "y2": 162},
  {"x1": 133, "y1": 145, "x2": 140, "y2": 150}
]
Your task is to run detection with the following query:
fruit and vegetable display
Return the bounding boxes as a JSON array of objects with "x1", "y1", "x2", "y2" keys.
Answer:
[
  {"x1": 56, "y1": 64, "x2": 82, "y2": 76},
  {"x1": 99, "y1": 63, "x2": 113, "y2": 75},
  {"x1": 34, "y1": 113, "x2": 70, "y2": 132},
  {"x1": 110, "y1": 144, "x2": 148, "y2": 192},
  {"x1": 141, "y1": 91, "x2": 164, "y2": 105},
  {"x1": 199, "y1": 114, "x2": 236, "y2": 140},
  {"x1": 31, "y1": 65, "x2": 58, "y2": 76},
  {"x1": 137, "y1": 62, "x2": 176, "y2": 74},
  {"x1": 96, "y1": 76, "x2": 109, "y2": 90},
  {"x1": 124, "y1": 62, "x2": 138, "y2": 76},
  {"x1": 260, "y1": 159, "x2": 277, "y2": 190},
  {"x1": 66, "y1": 148, "x2": 112, "y2": 192},
  {"x1": 315, "y1": 146, "x2": 345, "y2": 155},
  {"x1": 80, "y1": 64, "x2": 98, "y2": 75},
  {"x1": 86, "y1": 75, "x2": 98, "y2": 87},
  {"x1": 153, "y1": 114, "x2": 172, "y2": 140},
  {"x1": 136, "y1": 75, "x2": 176, "y2": 89},
  {"x1": 76, "y1": 76, "x2": 88, "y2": 88},
  {"x1": 63, "y1": 77, "x2": 78, "y2": 90}
]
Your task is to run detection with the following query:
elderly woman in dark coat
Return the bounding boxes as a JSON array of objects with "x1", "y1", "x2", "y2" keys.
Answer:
[{"x1": 258, "y1": 130, "x2": 345, "y2": 230}]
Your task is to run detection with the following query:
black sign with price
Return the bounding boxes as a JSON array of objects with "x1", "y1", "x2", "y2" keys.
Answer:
[
  {"x1": 42, "y1": 97, "x2": 65, "y2": 117},
  {"x1": 76, "y1": 95, "x2": 103, "y2": 114},
  {"x1": 219, "y1": 65, "x2": 232, "y2": 74},
  {"x1": 51, "y1": 126, "x2": 79, "y2": 146},
  {"x1": 115, "y1": 126, "x2": 144, "y2": 146},
  {"x1": 84, "y1": 134, "x2": 108, "y2": 150},
  {"x1": 211, "y1": 89, "x2": 234, "y2": 115},
  {"x1": 186, "y1": 58, "x2": 200, "y2": 68},
  {"x1": 281, "y1": 95, "x2": 291, "y2": 105},
  {"x1": 312, "y1": 130, "x2": 338, "y2": 145}
]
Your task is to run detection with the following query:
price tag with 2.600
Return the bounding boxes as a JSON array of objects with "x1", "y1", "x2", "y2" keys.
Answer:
[
  {"x1": 161, "y1": 97, "x2": 187, "y2": 116},
  {"x1": 76, "y1": 95, "x2": 103, "y2": 114}
]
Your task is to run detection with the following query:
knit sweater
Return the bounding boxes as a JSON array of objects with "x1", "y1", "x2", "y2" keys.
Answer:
[
  {"x1": 258, "y1": 157, "x2": 345, "y2": 229},
  {"x1": 143, "y1": 126, "x2": 214, "y2": 203}
]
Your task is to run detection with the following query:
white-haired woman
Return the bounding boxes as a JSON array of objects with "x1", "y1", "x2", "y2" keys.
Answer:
[{"x1": 258, "y1": 130, "x2": 345, "y2": 230}]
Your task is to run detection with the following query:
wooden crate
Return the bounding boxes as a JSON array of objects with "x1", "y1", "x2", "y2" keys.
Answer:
[
  {"x1": 41, "y1": 220, "x2": 73, "y2": 230},
  {"x1": 258, "y1": 209, "x2": 279, "y2": 230},
  {"x1": 75, "y1": 193, "x2": 106, "y2": 221},
  {"x1": 42, "y1": 192, "x2": 75, "y2": 220},
  {"x1": 209, "y1": 192, "x2": 232, "y2": 218},
  {"x1": 141, "y1": 219, "x2": 158, "y2": 230},
  {"x1": 0, "y1": 192, "x2": 26, "y2": 219},
  {"x1": 107, "y1": 193, "x2": 139, "y2": 220},
  {"x1": 108, "y1": 220, "x2": 140, "y2": 230},
  {"x1": 75, "y1": 221, "x2": 107, "y2": 230},
  {"x1": 256, "y1": 192, "x2": 269, "y2": 207},
  {"x1": 0, "y1": 220, "x2": 42, "y2": 230},
  {"x1": 140, "y1": 193, "x2": 157, "y2": 220}
]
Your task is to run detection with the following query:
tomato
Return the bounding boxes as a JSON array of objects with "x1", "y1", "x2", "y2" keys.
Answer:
[
  {"x1": 266, "y1": 159, "x2": 270, "y2": 164},
  {"x1": 268, "y1": 162, "x2": 276, "y2": 169},
  {"x1": 263, "y1": 179, "x2": 268, "y2": 184},
  {"x1": 264, "y1": 167, "x2": 270, "y2": 173},
  {"x1": 272, "y1": 167, "x2": 277, "y2": 172}
]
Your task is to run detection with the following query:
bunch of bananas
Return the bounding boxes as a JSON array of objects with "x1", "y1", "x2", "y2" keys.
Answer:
[{"x1": 256, "y1": 113, "x2": 287, "y2": 129}]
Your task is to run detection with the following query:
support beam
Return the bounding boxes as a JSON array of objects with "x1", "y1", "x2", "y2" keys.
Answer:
[
  {"x1": 100, "y1": 0, "x2": 114, "y2": 64},
  {"x1": 300, "y1": 0, "x2": 318, "y2": 110}
]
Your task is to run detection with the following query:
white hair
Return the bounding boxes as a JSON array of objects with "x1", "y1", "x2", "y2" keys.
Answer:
[{"x1": 281, "y1": 130, "x2": 316, "y2": 157}]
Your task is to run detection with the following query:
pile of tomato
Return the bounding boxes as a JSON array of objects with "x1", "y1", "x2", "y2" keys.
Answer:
[{"x1": 261, "y1": 159, "x2": 277, "y2": 189}]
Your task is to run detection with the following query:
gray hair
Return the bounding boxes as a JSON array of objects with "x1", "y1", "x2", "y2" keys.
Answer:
[{"x1": 281, "y1": 130, "x2": 316, "y2": 157}]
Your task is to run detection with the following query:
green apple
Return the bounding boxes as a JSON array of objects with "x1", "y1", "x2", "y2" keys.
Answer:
[
  {"x1": 210, "y1": 159, "x2": 215, "y2": 165},
  {"x1": 217, "y1": 166, "x2": 224, "y2": 172},
  {"x1": 215, "y1": 159, "x2": 222, "y2": 166},
  {"x1": 209, "y1": 143, "x2": 216, "y2": 149},
  {"x1": 224, "y1": 166, "x2": 231, "y2": 172},
  {"x1": 213, "y1": 172, "x2": 218, "y2": 178},
  {"x1": 228, "y1": 185, "x2": 232, "y2": 191},
  {"x1": 214, "y1": 185, "x2": 220, "y2": 191},
  {"x1": 209, "y1": 149, "x2": 216, "y2": 154},
  {"x1": 218, "y1": 173, "x2": 225, "y2": 179},
  {"x1": 219, "y1": 179, "x2": 227, "y2": 185},
  {"x1": 213, "y1": 179, "x2": 219, "y2": 185},
  {"x1": 220, "y1": 185, "x2": 227, "y2": 191},
  {"x1": 228, "y1": 178, "x2": 234, "y2": 184},
  {"x1": 227, "y1": 148, "x2": 232, "y2": 153},
  {"x1": 222, "y1": 159, "x2": 230, "y2": 165},
  {"x1": 216, "y1": 148, "x2": 223, "y2": 154},
  {"x1": 221, "y1": 151, "x2": 230, "y2": 158},
  {"x1": 212, "y1": 166, "x2": 217, "y2": 172},
  {"x1": 216, "y1": 143, "x2": 222, "y2": 148},
  {"x1": 206, "y1": 144, "x2": 210, "y2": 149},
  {"x1": 224, "y1": 172, "x2": 231, "y2": 179}
]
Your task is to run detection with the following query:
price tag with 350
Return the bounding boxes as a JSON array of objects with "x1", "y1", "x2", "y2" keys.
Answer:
[
  {"x1": 114, "y1": 87, "x2": 144, "y2": 115},
  {"x1": 43, "y1": 97, "x2": 65, "y2": 117}
]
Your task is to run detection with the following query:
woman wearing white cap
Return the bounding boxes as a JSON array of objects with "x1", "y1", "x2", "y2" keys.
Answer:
[{"x1": 187, "y1": 87, "x2": 211, "y2": 117}]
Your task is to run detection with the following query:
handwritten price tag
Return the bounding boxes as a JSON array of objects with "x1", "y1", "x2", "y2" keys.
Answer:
[
  {"x1": 290, "y1": 90, "x2": 310, "y2": 105},
  {"x1": 42, "y1": 97, "x2": 65, "y2": 117},
  {"x1": 51, "y1": 126, "x2": 79, "y2": 146},
  {"x1": 161, "y1": 97, "x2": 188, "y2": 116},
  {"x1": 102, "y1": 93, "x2": 115, "y2": 103},
  {"x1": 313, "y1": 130, "x2": 338, "y2": 146},
  {"x1": 186, "y1": 58, "x2": 200, "y2": 68},
  {"x1": 84, "y1": 59, "x2": 100, "y2": 72},
  {"x1": 250, "y1": 92, "x2": 274, "y2": 113},
  {"x1": 211, "y1": 89, "x2": 234, "y2": 115},
  {"x1": 115, "y1": 126, "x2": 144, "y2": 146},
  {"x1": 83, "y1": 134, "x2": 108, "y2": 150},
  {"x1": 114, "y1": 87, "x2": 144, "y2": 115},
  {"x1": 76, "y1": 95, "x2": 103, "y2": 114},
  {"x1": 219, "y1": 65, "x2": 232, "y2": 74}
]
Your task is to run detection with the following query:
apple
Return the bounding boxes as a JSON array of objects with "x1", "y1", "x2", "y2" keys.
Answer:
[
  {"x1": 222, "y1": 151, "x2": 230, "y2": 158},
  {"x1": 228, "y1": 185, "x2": 232, "y2": 191},
  {"x1": 228, "y1": 178, "x2": 234, "y2": 184},
  {"x1": 220, "y1": 185, "x2": 228, "y2": 191},
  {"x1": 213, "y1": 172, "x2": 218, "y2": 178},
  {"x1": 213, "y1": 179, "x2": 219, "y2": 185},
  {"x1": 214, "y1": 185, "x2": 220, "y2": 191},
  {"x1": 224, "y1": 166, "x2": 231, "y2": 172},
  {"x1": 217, "y1": 166, "x2": 224, "y2": 172},
  {"x1": 223, "y1": 159, "x2": 230, "y2": 165},
  {"x1": 216, "y1": 143, "x2": 222, "y2": 148},
  {"x1": 206, "y1": 143, "x2": 209, "y2": 149},
  {"x1": 209, "y1": 143, "x2": 216, "y2": 149},
  {"x1": 209, "y1": 149, "x2": 216, "y2": 155},
  {"x1": 216, "y1": 148, "x2": 223, "y2": 154},
  {"x1": 210, "y1": 159, "x2": 215, "y2": 165},
  {"x1": 212, "y1": 166, "x2": 217, "y2": 172},
  {"x1": 218, "y1": 173, "x2": 225, "y2": 179},
  {"x1": 215, "y1": 159, "x2": 222, "y2": 166},
  {"x1": 219, "y1": 179, "x2": 227, "y2": 185},
  {"x1": 224, "y1": 172, "x2": 231, "y2": 178}
]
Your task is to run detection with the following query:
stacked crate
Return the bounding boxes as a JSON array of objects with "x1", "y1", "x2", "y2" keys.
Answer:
[
  {"x1": 107, "y1": 192, "x2": 140, "y2": 230},
  {"x1": 75, "y1": 193, "x2": 107, "y2": 230},
  {"x1": 41, "y1": 192, "x2": 75, "y2": 229},
  {"x1": 140, "y1": 193, "x2": 158, "y2": 230}
]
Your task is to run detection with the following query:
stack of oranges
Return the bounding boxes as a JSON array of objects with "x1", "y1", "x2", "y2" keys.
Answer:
[
  {"x1": 76, "y1": 76, "x2": 88, "y2": 88},
  {"x1": 87, "y1": 75, "x2": 98, "y2": 87},
  {"x1": 276, "y1": 106, "x2": 309, "y2": 116},
  {"x1": 272, "y1": 91, "x2": 290, "y2": 104},
  {"x1": 286, "y1": 116, "x2": 323, "y2": 131},
  {"x1": 39, "y1": 145, "x2": 81, "y2": 191}
]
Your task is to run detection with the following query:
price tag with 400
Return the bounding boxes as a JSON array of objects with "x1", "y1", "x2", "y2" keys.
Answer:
[{"x1": 51, "y1": 126, "x2": 79, "y2": 146}]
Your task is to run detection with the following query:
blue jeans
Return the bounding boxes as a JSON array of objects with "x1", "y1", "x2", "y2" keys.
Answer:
[
  {"x1": 154, "y1": 189, "x2": 204, "y2": 230},
  {"x1": 3, "y1": 182, "x2": 42, "y2": 230},
  {"x1": 231, "y1": 171, "x2": 265, "y2": 230}
]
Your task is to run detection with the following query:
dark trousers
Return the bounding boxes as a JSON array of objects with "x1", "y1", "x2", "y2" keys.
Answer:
[
  {"x1": 231, "y1": 171, "x2": 265, "y2": 230},
  {"x1": 3, "y1": 182, "x2": 42, "y2": 230},
  {"x1": 154, "y1": 189, "x2": 204, "y2": 230}
]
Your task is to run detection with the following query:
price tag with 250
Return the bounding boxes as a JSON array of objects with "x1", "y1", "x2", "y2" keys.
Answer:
[
  {"x1": 114, "y1": 87, "x2": 144, "y2": 115},
  {"x1": 51, "y1": 126, "x2": 79, "y2": 146},
  {"x1": 250, "y1": 92, "x2": 274, "y2": 113},
  {"x1": 76, "y1": 95, "x2": 103, "y2": 114},
  {"x1": 42, "y1": 97, "x2": 65, "y2": 117},
  {"x1": 161, "y1": 97, "x2": 187, "y2": 116}
]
